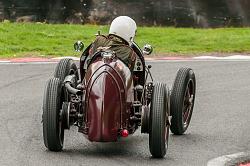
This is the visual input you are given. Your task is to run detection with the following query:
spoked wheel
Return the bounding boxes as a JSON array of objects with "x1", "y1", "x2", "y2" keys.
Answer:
[
  {"x1": 43, "y1": 78, "x2": 64, "y2": 151},
  {"x1": 170, "y1": 68, "x2": 196, "y2": 135},
  {"x1": 149, "y1": 83, "x2": 170, "y2": 158}
]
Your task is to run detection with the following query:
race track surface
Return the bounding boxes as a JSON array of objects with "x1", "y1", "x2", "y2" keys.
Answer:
[{"x1": 0, "y1": 60, "x2": 250, "y2": 166}]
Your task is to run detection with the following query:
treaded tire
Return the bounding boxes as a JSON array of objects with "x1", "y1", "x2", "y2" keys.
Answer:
[
  {"x1": 54, "y1": 58, "x2": 79, "y2": 82},
  {"x1": 54, "y1": 58, "x2": 79, "y2": 101},
  {"x1": 149, "y1": 83, "x2": 169, "y2": 158},
  {"x1": 43, "y1": 78, "x2": 64, "y2": 151},
  {"x1": 170, "y1": 68, "x2": 196, "y2": 135}
]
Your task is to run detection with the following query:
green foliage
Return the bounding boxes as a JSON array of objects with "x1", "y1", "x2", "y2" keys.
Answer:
[
  {"x1": 0, "y1": 22, "x2": 250, "y2": 58},
  {"x1": 137, "y1": 27, "x2": 250, "y2": 55}
]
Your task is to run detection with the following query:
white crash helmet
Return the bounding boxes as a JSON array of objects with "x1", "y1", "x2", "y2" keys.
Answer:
[{"x1": 109, "y1": 16, "x2": 137, "y2": 45}]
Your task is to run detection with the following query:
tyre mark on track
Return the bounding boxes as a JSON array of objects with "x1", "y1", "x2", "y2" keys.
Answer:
[
  {"x1": 3, "y1": 114, "x2": 34, "y2": 145},
  {"x1": 2, "y1": 106, "x2": 43, "y2": 166},
  {"x1": 4, "y1": 121, "x2": 17, "y2": 144},
  {"x1": 0, "y1": 73, "x2": 47, "y2": 90}
]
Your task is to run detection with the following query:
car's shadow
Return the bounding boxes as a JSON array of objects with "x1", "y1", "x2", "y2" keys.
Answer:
[
  {"x1": 44, "y1": 129, "x2": 204, "y2": 163},
  {"x1": 60, "y1": 135, "x2": 150, "y2": 158}
]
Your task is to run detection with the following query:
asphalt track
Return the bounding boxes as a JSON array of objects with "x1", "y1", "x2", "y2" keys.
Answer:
[{"x1": 0, "y1": 60, "x2": 250, "y2": 166}]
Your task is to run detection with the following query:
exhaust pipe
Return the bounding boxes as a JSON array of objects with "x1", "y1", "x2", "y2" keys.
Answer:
[{"x1": 64, "y1": 75, "x2": 83, "y2": 95}]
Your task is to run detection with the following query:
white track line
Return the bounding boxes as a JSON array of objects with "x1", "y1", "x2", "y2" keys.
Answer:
[
  {"x1": 52, "y1": 56, "x2": 80, "y2": 61},
  {"x1": 207, "y1": 152, "x2": 250, "y2": 166},
  {"x1": 147, "y1": 59, "x2": 250, "y2": 63},
  {"x1": 194, "y1": 55, "x2": 250, "y2": 60},
  {"x1": 0, "y1": 62, "x2": 58, "y2": 65}
]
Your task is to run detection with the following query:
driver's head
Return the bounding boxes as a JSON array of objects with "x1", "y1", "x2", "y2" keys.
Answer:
[{"x1": 109, "y1": 16, "x2": 137, "y2": 46}]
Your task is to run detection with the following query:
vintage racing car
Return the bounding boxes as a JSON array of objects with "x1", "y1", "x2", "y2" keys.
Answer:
[{"x1": 42, "y1": 40, "x2": 196, "y2": 158}]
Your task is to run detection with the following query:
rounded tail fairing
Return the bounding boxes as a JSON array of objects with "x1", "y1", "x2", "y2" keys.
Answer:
[{"x1": 84, "y1": 58, "x2": 132, "y2": 142}]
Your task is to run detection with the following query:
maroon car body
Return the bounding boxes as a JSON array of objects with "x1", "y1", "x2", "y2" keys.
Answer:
[{"x1": 83, "y1": 57, "x2": 134, "y2": 141}]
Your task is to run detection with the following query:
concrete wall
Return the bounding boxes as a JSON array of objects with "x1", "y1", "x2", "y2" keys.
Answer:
[{"x1": 1, "y1": 0, "x2": 250, "y2": 27}]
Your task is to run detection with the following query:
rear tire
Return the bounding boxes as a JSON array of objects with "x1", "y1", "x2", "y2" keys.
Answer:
[
  {"x1": 170, "y1": 68, "x2": 196, "y2": 135},
  {"x1": 43, "y1": 78, "x2": 64, "y2": 151},
  {"x1": 149, "y1": 83, "x2": 170, "y2": 158}
]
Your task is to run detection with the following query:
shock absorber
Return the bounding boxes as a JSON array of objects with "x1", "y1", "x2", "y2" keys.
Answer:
[{"x1": 146, "y1": 82, "x2": 153, "y2": 104}]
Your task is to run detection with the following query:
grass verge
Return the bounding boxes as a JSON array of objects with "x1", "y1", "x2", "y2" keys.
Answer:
[{"x1": 0, "y1": 22, "x2": 250, "y2": 58}]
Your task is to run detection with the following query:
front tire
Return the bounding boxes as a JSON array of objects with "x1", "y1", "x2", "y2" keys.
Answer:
[
  {"x1": 149, "y1": 83, "x2": 170, "y2": 158},
  {"x1": 170, "y1": 68, "x2": 196, "y2": 135},
  {"x1": 54, "y1": 58, "x2": 79, "y2": 102},
  {"x1": 54, "y1": 58, "x2": 79, "y2": 82},
  {"x1": 43, "y1": 78, "x2": 64, "y2": 151}
]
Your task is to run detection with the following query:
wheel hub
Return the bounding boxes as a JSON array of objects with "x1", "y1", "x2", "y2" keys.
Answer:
[{"x1": 183, "y1": 81, "x2": 194, "y2": 126}]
